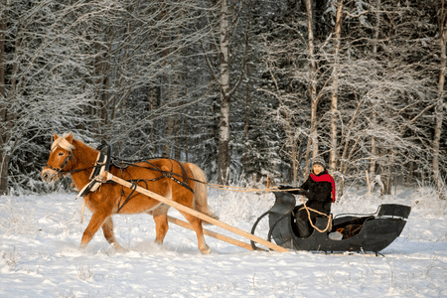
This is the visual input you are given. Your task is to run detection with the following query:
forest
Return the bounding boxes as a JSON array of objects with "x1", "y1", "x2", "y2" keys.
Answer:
[{"x1": 0, "y1": 0, "x2": 446, "y2": 198}]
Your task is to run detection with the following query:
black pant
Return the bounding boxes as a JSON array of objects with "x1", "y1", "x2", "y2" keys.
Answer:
[
  {"x1": 295, "y1": 209, "x2": 313, "y2": 238},
  {"x1": 295, "y1": 203, "x2": 331, "y2": 238}
]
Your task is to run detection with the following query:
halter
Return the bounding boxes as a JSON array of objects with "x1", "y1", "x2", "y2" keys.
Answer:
[
  {"x1": 46, "y1": 151, "x2": 74, "y2": 174},
  {"x1": 46, "y1": 151, "x2": 81, "y2": 175},
  {"x1": 45, "y1": 150, "x2": 94, "y2": 176}
]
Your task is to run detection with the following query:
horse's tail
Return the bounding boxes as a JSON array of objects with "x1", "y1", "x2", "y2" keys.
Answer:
[{"x1": 186, "y1": 163, "x2": 218, "y2": 223}]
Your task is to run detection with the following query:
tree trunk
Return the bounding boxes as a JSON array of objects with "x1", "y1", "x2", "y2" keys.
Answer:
[
  {"x1": 164, "y1": 63, "x2": 179, "y2": 158},
  {"x1": 369, "y1": 0, "x2": 380, "y2": 179},
  {"x1": 184, "y1": 57, "x2": 189, "y2": 163},
  {"x1": 0, "y1": 0, "x2": 7, "y2": 194},
  {"x1": 329, "y1": 0, "x2": 343, "y2": 175},
  {"x1": 304, "y1": 0, "x2": 319, "y2": 178},
  {"x1": 370, "y1": 110, "x2": 377, "y2": 177},
  {"x1": 407, "y1": 161, "x2": 414, "y2": 186},
  {"x1": 243, "y1": 64, "x2": 250, "y2": 176},
  {"x1": 434, "y1": 1, "x2": 447, "y2": 195},
  {"x1": 217, "y1": 0, "x2": 231, "y2": 185},
  {"x1": 92, "y1": 23, "x2": 113, "y2": 140},
  {"x1": 285, "y1": 111, "x2": 298, "y2": 186}
]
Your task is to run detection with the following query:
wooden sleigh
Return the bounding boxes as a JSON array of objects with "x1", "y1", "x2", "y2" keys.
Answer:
[{"x1": 251, "y1": 192, "x2": 411, "y2": 254}]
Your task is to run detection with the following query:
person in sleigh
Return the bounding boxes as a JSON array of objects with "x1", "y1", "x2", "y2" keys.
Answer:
[{"x1": 279, "y1": 157, "x2": 336, "y2": 238}]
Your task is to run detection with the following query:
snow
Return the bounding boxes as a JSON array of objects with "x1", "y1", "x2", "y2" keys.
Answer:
[{"x1": 1, "y1": 186, "x2": 446, "y2": 297}]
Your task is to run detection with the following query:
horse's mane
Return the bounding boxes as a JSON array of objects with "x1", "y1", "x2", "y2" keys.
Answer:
[{"x1": 51, "y1": 132, "x2": 75, "y2": 152}]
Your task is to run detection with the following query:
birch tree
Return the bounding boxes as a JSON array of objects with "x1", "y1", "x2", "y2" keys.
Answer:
[
  {"x1": 329, "y1": 0, "x2": 343, "y2": 175},
  {"x1": 303, "y1": 0, "x2": 320, "y2": 177},
  {"x1": 201, "y1": 0, "x2": 250, "y2": 184}
]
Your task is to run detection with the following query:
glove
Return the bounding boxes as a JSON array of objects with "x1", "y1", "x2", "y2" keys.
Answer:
[
  {"x1": 279, "y1": 185, "x2": 307, "y2": 196},
  {"x1": 278, "y1": 185, "x2": 293, "y2": 190}
]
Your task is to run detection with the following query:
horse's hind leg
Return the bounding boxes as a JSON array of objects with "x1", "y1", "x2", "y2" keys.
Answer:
[
  {"x1": 180, "y1": 212, "x2": 210, "y2": 254},
  {"x1": 102, "y1": 217, "x2": 125, "y2": 252},
  {"x1": 150, "y1": 204, "x2": 170, "y2": 245},
  {"x1": 153, "y1": 213, "x2": 169, "y2": 245}
]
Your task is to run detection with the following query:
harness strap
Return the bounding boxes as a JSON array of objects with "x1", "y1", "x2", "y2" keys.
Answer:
[
  {"x1": 117, "y1": 182, "x2": 138, "y2": 213},
  {"x1": 120, "y1": 159, "x2": 195, "y2": 194},
  {"x1": 71, "y1": 143, "x2": 195, "y2": 213}
]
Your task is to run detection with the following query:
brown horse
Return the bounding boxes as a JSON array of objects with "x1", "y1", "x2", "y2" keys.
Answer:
[{"x1": 41, "y1": 132, "x2": 215, "y2": 254}]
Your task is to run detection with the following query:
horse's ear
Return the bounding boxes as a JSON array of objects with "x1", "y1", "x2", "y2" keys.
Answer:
[
  {"x1": 66, "y1": 133, "x2": 74, "y2": 143},
  {"x1": 53, "y1": 134, "x2": 59, "y2": 141}
]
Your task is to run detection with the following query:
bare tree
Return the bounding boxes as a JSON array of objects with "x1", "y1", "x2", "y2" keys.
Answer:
[
  {"x1": 0, "y1": 0, "x2": 8, "y2": 194},
  {"x1": 303, "y1": 0, "x2": 320, "y2": 177},
  {"x1": 434, "y1": 0, "x2": 447, "y2": 194},
  {"x1": 329, "y1": 0, "x2": 344, "y2": 176},
  {"x1": 0, "y1": 0, "x2": 100, "y2": 193},
  {"x1": 201, "y1": 0, "x2": 250, "y2": 184}
]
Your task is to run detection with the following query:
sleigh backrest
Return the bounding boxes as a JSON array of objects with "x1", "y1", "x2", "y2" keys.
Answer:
[{"x1": 376, "y1": 204, "x2": 411, "y2": 219}]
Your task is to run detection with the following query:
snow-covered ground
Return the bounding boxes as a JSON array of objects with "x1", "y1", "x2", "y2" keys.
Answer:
[{"x1": 1, "y1": 185, "x2": 446, "y2": 297}]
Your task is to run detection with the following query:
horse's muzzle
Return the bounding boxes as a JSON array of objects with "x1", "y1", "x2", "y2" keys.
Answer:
[{"x1": 41, "y1": 168, "x2": 59, "y2": 184}]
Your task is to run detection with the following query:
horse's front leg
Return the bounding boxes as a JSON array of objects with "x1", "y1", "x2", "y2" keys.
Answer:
[
  {"x1": 80, "y1": 211, "x2": 109, "y2": 249},
  {"x1": 102, "y1": 217, "x2": 125, "y2": 252}
]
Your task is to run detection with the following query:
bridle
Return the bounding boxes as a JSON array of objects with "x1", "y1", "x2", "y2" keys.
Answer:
[{"x1": 45, "y1": 149, "x2": 94, "y2": 176}]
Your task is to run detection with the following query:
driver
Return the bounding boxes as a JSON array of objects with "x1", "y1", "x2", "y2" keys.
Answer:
[{"x1": 279, "y1": 157, "x2": 335, "y2": 238}]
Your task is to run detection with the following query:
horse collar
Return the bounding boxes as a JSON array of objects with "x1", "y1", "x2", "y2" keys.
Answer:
[{"x1": 76, "y1": 146, "x2": 112, "y2": 199}]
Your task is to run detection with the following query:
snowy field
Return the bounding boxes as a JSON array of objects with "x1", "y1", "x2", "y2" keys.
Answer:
[{"x1": 1, "y1": 185, "x2": 446, "y2": 298}]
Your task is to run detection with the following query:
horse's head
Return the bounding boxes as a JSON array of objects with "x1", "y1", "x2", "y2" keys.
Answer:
[{"x1": 41, "y1": 133, "x2": 76, "y2": 184}]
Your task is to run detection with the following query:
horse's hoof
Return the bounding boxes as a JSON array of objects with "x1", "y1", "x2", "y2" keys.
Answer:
[
  {"x1": 113, "y1": 244, "x2": 127, "y2": 252},
  {"x1": 200, "y1": 246, "x2": 211, "y2": 255}
]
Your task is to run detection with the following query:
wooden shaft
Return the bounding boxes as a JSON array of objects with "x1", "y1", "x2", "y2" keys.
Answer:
[
  {"x1": 104, "y1": 172, "x2": 289, "y2": 253},
  {"x1": 167, "y1": 215, "x2": 254, "y2": 251}
]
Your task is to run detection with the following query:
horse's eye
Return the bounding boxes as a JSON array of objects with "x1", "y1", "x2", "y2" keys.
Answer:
[{"x1": 58, "y1": 152, "x2": 65, "y2": 156}]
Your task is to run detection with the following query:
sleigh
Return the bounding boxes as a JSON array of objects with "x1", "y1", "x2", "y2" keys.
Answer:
[{"x1": 250, "y1": 192, "x2": 411, "y2": 254}]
